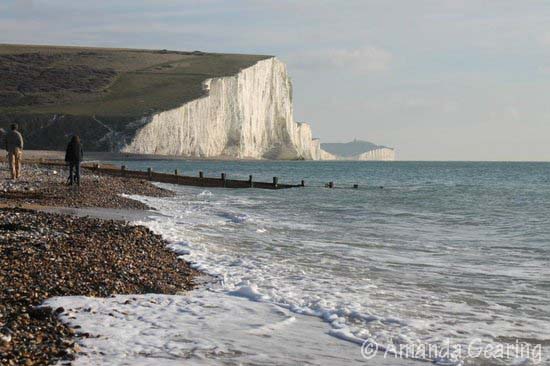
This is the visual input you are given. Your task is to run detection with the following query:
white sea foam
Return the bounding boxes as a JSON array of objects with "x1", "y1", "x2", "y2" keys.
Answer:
[
  {"x1": 52, "y1": 163, "x2": 550, "y2": 366},
  {"x1": 46, "y1": 291, "x2": 419, "y2": 365},
  {"x1": 123, "y1": 183, "x2": 549, "y2": 366}
]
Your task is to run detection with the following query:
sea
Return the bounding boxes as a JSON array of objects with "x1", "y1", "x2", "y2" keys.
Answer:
[{"x1": 48, "y1": 161, "x2": 550, "y2": 366}]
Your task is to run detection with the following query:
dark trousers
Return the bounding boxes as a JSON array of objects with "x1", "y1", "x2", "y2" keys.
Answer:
[{"x1": 69, "y1": 162, "x2": 81, "y2": 185}]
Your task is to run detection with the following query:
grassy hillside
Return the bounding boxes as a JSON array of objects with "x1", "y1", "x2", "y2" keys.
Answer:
[
  {"x1": 0, "y1": 44, "x2": 270, "y2": 118},
  {"x1": 0, "y1": 44, "x2": 270, "y2": 150}
]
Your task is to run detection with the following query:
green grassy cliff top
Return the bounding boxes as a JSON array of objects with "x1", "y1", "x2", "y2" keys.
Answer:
[{"x1": 0, "y1": 44, "x2": 271, "y2": 119}]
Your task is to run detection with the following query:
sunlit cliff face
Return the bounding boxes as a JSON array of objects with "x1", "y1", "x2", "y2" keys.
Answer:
[{"x1": 122, "y1": 58, "x2": 323, "y2": 160}]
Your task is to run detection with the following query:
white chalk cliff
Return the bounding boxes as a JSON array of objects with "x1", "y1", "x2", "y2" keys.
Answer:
[
  {"x1": 354, "y1": 148, "x2": 395, "y2": 161},
  {"x1": 122, "y1": 58, "x2": 323, "y2": 160},
  {"x1": 320, "y1": 140, "x2": 396, "y2": 161},
  {"x1": 318, "y1": 148, "x2": 395, "y2": 161}
]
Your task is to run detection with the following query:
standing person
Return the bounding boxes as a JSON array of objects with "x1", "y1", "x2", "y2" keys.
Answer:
[
  {"x1": 5, "y1": 124, "x2": 24, "y2": 180},
  {"x1": 65, "y1": 135, "x2": 83, "y2": 186},
  {"x1": 0, "y1": 128, "x2": 5, "y2": 170}
]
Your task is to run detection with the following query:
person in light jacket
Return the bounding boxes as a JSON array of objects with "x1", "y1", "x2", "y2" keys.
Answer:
[
  {"x1": 4, "y1": 124, "x2": 24, "y2": 180},
  {"x1": 65, "y1": 135, "x2": 83, "y2": 186}
]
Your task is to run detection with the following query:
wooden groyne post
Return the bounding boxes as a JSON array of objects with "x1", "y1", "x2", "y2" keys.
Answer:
[{"x1": 40, "y1": 162, "x2": 303, "y2": 190}]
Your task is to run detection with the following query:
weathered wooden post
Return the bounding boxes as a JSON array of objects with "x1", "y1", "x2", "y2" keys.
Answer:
[
  {"x1": 301, "y1": 180, "x2": 305, "y2": 187},
  {"x1": 147, "y1": 167, "x2": 152, "y2": 181},
  {"x1": 121, "y1": 165, "x2": 126, "y2": 177},
  {"x1": 221, "y1": 173, "x2": 226, "y2": 187},
  {"x1": 353, "y1": 184, "x2": 359, "y2": 189},
  {"x1": 248, "y1": 175, "x2": 253, "y2": 188},
  {"x1": 273, "y1": 176, "x2": 278, "y2": 188}
]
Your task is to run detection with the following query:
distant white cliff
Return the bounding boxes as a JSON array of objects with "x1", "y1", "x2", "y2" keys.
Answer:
[
  {"x1": 354, "y1": 147, "x2": 395, "y2": 161},
  {"x1": 321, "y1": 140, "x2": 396, "y2": 161},
  {"x1": 122, "y1": 58, "x2": 323, "y2": 160}
]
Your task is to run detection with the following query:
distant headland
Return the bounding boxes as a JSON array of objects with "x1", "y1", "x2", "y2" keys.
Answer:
[{"x1": 321, "y1": 139, "x2": 396, "y2": 161}]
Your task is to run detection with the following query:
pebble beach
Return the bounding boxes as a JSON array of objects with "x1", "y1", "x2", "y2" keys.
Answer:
[
  {"x1": 0, "y1": 160, "x2": 198, "y2": 365},
  {"x1": 0, "y1": 163, "x2": 172, "y2": 210}
]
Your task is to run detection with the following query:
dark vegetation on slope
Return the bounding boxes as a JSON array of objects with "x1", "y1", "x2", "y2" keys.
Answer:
[{"x1": 0, "y1": 44, "x2": 270, "y2": 150}]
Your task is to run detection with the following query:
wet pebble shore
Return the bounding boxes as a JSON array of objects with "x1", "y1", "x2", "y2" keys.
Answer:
[
  {"x1": 0, "y1": 207, "x2": 197, "y2": 364},
  {"x1": 0, "y1": 163, "x2": 172, "y2": 210}
]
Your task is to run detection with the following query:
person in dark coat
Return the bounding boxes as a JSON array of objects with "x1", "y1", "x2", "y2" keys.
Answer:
[{"x1": 65, "y1": 135, "x2": 83, "y2": 186}]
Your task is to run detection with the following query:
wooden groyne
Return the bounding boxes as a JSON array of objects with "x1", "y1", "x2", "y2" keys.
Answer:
[
  {"x1": 33, "y1": 161, "x2": 367, "y2": 190},
  {"x1": 38, "y1": 162, "x2": 303, "y2": 190}
]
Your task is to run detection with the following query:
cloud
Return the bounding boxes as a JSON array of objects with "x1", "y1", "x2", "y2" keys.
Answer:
[
  {"x1": 540, "y1": 33, "x2": 550, "y2": 46},
  {"x1": 331, "y1": 47, "x2": 392, "y2": 73},
  {"x1": 288, "y1": 46, "x2": 393, "y2": 75},
  {"x1": 13, "y1": 0, "x2": 34, "y2": 11},
  {"x1": 489, "y1": 105, "x2": 522, "y2": 126}
]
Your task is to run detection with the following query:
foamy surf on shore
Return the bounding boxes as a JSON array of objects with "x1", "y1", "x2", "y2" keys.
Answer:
[
  {"x1": 46, "y1": 290, "x2": 419, "y2": 365},
  {"x1": 51, "y1": 161, "x2": 550, "y2": 365}
]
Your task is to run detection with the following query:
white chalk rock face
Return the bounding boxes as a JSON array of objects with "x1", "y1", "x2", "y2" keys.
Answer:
[
  {"x1": 122, "y1": 58, "x2": 322, "y2": 160},
  {"x1": 319, "y1": 149, "x2": 338, "y2": 160},
  {"x1": 354, "y1": 148, "x2": 396, "y2": 161}
]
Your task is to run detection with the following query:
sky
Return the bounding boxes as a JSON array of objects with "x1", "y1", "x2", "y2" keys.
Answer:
[{"x1": 1, "y1": 0, "x2": 550, "y2": 161}]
